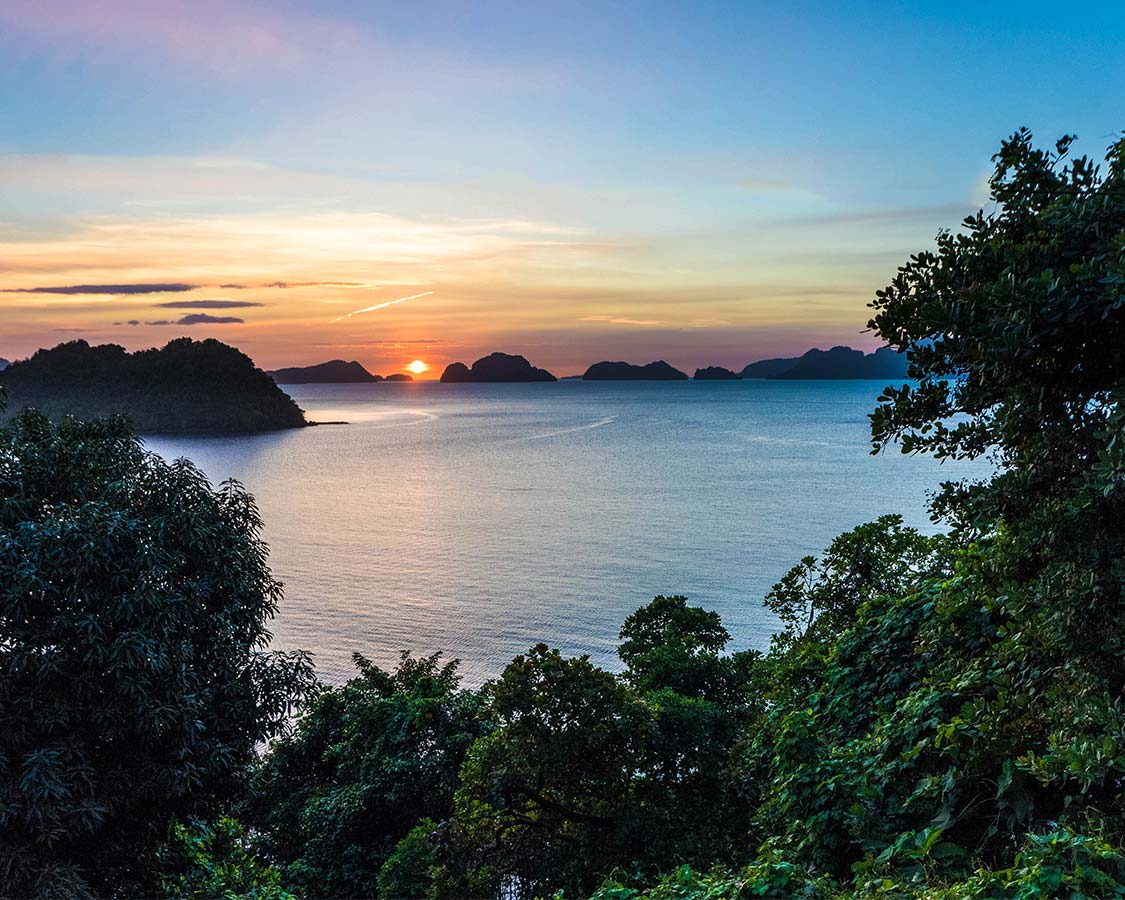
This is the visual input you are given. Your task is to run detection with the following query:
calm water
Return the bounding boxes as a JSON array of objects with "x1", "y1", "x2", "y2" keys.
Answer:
[{"x1": 145, "y1": 380, "x2": 984, "y2": 685}]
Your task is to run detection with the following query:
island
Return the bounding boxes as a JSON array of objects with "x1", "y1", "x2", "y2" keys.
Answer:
[
  {"x1": 694, "y1": 366, "x2": 742, "y2": 380},
  {"x1": 382, "y1": 373, "x2": 414, "y2": 382},
  {"x1": 741, "y1": 345, "x2": 909, "y2": 379},
  {"x1": 269, "y1": 359, "x2": 381, "y2": 384},
  {"x1": 0, "y1": 338, "x2": 308, "y2": 433},
  {"x1": 583, "y1": 360, "x2": 689, "y2": 380},
  {"x1": 740, "y1": 356, "x2": 800, "y2": 378},
  {"x1": 440, "y1": 352, "x2": 557, "y2": 382}
]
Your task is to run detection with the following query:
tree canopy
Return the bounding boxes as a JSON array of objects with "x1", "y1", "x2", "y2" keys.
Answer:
[
  {"x1": 0, "y1": 410, "x2": 313, "y2": 896},
  {"x1": 241, "y1": 651, "x2": 487, "y2": 899}
]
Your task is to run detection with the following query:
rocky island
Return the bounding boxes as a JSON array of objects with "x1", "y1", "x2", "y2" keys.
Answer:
[
  {"x1": 741, "y1": 345, "x2": 908, "y2": 379},
  {"x1": 440, "y1": 352, "x2": 556, "y2": 382},
  {"x1": 583, "y1": 360, "x2": 689, "y2": 380},
  {"x1": 0, "y1": 338, "x2": 308, "y2": 433},
  {"x1": 740, "y1": 356, "x2": 801, "y2": 378},
  {"x1": 269, "y1": 359, "x2": 381, "y2": 383},
  {"x1": 694, "y1": 366, "x2": 742, "y2": 380},
  {"x1": 382, "y1": 373, "x2": 414, "y2": 382}
]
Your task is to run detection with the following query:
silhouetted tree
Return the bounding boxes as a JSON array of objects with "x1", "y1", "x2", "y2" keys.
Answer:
[{"x1": 0, "y1": 410, "x2": 313, "y2": 896}]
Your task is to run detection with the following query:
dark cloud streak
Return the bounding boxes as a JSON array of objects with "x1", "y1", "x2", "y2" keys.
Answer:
[
  {"x1": 178, "y1": 313, "x2": 243, "y2": 324},
  {"x1": 156, "y1": 300, "x2": 263, "y2": 309},
  {"x1": 8, "y1": 283, "x2": 195, "y2": 295},
  {"x1": 117, "y1": 314, "x2": 245, "y2": 326}
]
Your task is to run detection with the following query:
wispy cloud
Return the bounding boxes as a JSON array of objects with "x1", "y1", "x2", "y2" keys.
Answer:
[
  {"x1": 0, "y1": 0, "x2": 363, "y2": 77},
  {"x1": 0, "y1": 0, "x2": 558, "y2": 94},
  {"x1": 215, "y1": 281, "x2": 376, "y2": 290},
  {"x1": 332, "y1": 291, "x2": 434, "y2": 322},
  {"x1": 155, "y1": 299, "x2": 262, "y2": 309},
  {"x1": 791, "y1": 202, "x2": 977, "y2": 227},
  {"x1": 578, "y1": 314, "x2": 668, "y2": 327},
  {"x1": 266, "y1": 280, "x2": 376, "y2": 289}
]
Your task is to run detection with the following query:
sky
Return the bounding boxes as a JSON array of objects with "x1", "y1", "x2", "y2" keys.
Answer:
[{"x1": 1, "y1": 1, "x2": 1122, "y2": 377}]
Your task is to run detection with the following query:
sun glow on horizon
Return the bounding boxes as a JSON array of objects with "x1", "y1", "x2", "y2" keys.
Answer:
[{"x1": 407, "y1": 359, "x2": 429, "y2": 375}]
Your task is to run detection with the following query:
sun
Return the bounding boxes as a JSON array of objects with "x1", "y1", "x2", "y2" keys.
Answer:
[{"x1": 407, "y1": 359, "x2": 429, "y2": 375}]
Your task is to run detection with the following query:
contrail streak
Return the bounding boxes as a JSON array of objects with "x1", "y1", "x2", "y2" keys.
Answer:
[{"x1": 332, "y1": 291, "x2": 433, "y2": 322}]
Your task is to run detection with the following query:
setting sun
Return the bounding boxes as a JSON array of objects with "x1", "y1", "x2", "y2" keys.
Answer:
[{"x1": 407, "y1": 359, "x2": 429, "y2": 375}]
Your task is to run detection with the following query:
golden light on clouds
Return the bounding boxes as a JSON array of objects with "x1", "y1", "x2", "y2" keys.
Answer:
[{"x1": 0, "y1": 153, "x2": 899, "y2": 374}]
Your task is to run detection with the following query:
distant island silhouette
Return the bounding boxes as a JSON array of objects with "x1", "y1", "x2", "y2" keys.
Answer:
[
  {"x1": 0, "y1": 339, "x2": 308, "y2": 433},
  {"x1": 440, "y1": 352, "x2": 557, "y2": 382},
  {"x1": 694, "y1": 366, "x2": 742, "y2": 380},
  {"x1": 270, "y1": 360, "x2": 381, "y2": 384},
  {"x1": 741, "y1": 345, "x2": 908, "y2": 380},
  {"x1": 383, "y1": 373, "x2": 414, "y2": 382},
  {"x1": 739, "y1": 356, "x2": 800, "y2": 378},
  {"x1": 583, "y1": 360, "x2": 689, "y2": 380}
]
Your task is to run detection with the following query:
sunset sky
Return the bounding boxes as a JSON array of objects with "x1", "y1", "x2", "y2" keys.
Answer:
[{"x1": 2, "y1": 1, "x2": 1122, "y2": 376}]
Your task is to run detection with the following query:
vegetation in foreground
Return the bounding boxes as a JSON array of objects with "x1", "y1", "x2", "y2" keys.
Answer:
[{"x1": 2, "y1": 127, "x2": 1125, "y2": 898}]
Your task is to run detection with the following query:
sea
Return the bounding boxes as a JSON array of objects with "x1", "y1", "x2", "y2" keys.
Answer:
[{"x1": 145, "y1": 379, "x2": 987, "y2": 686}]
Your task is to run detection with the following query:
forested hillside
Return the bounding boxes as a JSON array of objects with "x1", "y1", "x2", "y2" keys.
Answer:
[{"x1": 0, "y1": 338, "x2": 307, "y2": 433}]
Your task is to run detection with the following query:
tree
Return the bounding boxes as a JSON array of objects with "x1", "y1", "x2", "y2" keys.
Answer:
[
  {"x1": 377, "y1": 819, "x2": 439, "y2": 900},
  {"x1": 154, "y1": 817, "x2": 294, "y2": 900},
  {"x1": 869, "y1": 128, "x2": 1125, "y2": 538},
  {"x1": 0, "y1": 410, "x2": 313, "y2": 897},
  {"x1": 865, "y1": 128, "x2": 1125, "y2": 859},
  {"x1": 445, "y1": 644, "x2": 652, "y2": 897},
  {"x1": 617, "y1": 596, "x2": 762, "y2": 867},
  {"x1": 764, "y1": 517, "x2": 944, "y2": 645},
  {"x1": 242, "y1": 651, "x2": 486, "y2": 899},
  {"x1": 618, "y1": 594, "x2": 750, "y2": 702},
  {"x1": 445, "y1": 624, "x2": 759, "y2": 898},
  {"x1": 727, "y1": 129, "x2": 1125, "y2": 887}
]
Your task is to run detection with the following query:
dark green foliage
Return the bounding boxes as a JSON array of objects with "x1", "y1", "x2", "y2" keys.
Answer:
[
  {"x1": 598, "y1": 128, "x2": 1125, "y2": 898},
  {"x1": 588, "y1": 830, "x2": 1125, "y2": 899},
  {"x1": 862, "y1": 128, "x2": 1125, "y2": 866},
  {"x1": 242, "y1": 651, "x2": 486, "y2": 899},
  {"x1": 155, "y1": 817, "x2": 294, "y2": 900},
  {"x1": 618, "y1": 594, "x2": 727, "y2": 662},
  {"x1": 0, "y1": 338, "x2": 307, "y2": 433},
  {"x1": 618, "y1": 594, "x2": 735, "y2": 698},
  {"x1": 444, "y1": 609, "x2": 759, "y2": 898},
  {"x1": 445, "y1": 645, "x2": 652, "y2": 897},
  {"x1": 378, "y1": 819, "x2": 439, "y2": 900},
  {"x1": 0, "y1": 410, "x2": 313, "y2": 897},
  {"x1": 869, "y1": 128, "x2": 1125, "y2": 533}
]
